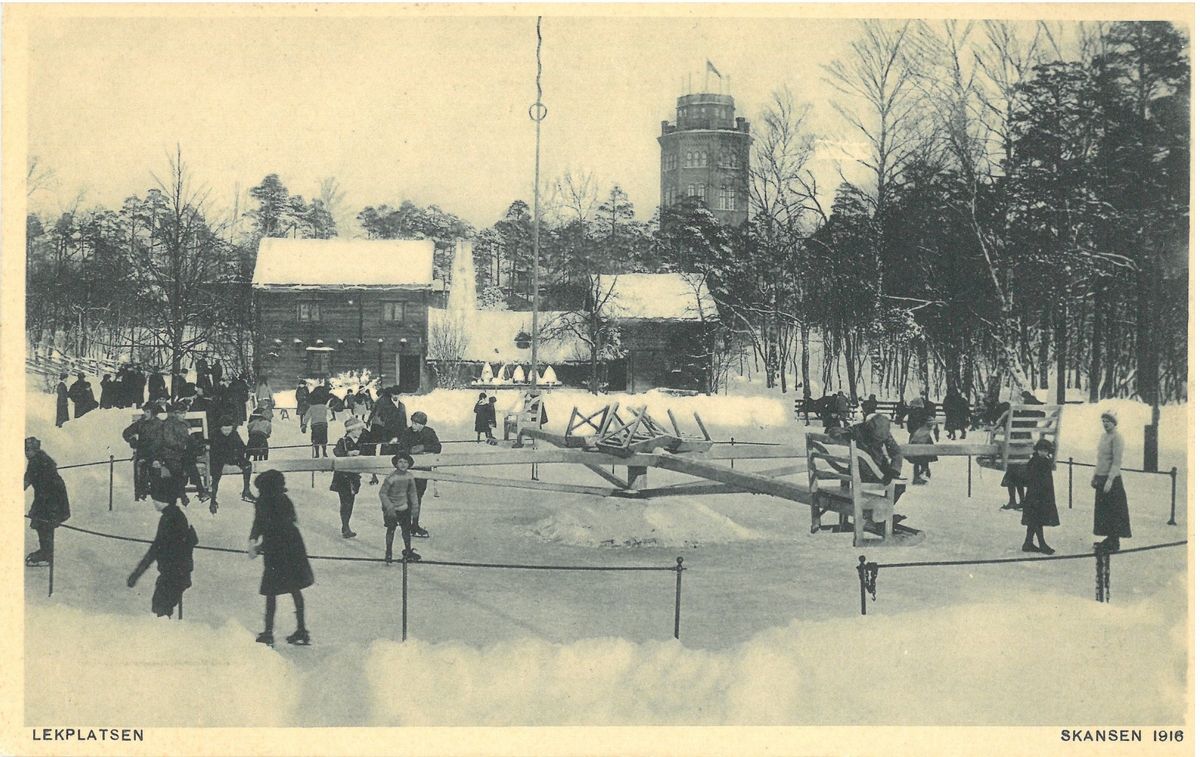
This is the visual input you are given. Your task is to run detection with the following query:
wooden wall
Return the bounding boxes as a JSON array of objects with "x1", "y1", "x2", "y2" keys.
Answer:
[{"x1": 255, "y1": 288, "x2": 430, "y2": 390}]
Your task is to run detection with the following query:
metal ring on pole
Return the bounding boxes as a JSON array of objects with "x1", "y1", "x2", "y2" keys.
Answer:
[{"x1": 528, "y1": 102, "x2": 548, "y2": 122}]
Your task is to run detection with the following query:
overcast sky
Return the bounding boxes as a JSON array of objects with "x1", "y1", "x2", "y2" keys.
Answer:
[{"x1": 26, "y1": 10, "x2": 885, "y2": 231}]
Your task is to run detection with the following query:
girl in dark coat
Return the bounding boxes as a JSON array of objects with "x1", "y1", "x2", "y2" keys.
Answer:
[
  {"x1": 474, "y1": 392, "x2": 492, "y2": 441},
  {"x1": 55, "y1": 374, "x2": 70, "y2": 428},
  {"x1": 295, "y1": 381, "x2": 311, "y2": 427},
  {"x1": 1021, "y1": 439, "x2": 1060, "y2": 554},
  {"x1": 24, "y1": 437, "x2": 70, "y2": 565},
  {"x1": 248, "y1": 470, "x2": 314, "y2": 646}
]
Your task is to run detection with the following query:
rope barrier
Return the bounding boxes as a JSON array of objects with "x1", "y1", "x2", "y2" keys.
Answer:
[
  {"x1": 41, "y1": 517, "x2": 688, "y2": 641},
  {"x1": 53, "y1": 520, "x2": 680, "y2": 569},
  {"x1": 58, "y1": 457, "x2": 133, "y2": 470},
  {"x1": 872, "y1": 539, "x2": 1188, "y2": 570},
  {"x1": 856, "y1": 539, "x2": 1188, "y2": 615}
]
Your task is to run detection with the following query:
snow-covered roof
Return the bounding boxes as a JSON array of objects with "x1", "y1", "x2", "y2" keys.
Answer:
[
  {"x1": 597, "y1": 273, "x2": 717, "y2": 321},
  {"x1": 252, "y1": 238, "x2": 435, "y2": 289},
  {"x1": 428, "y1": 309, "x2": 589, "y2": 364}
]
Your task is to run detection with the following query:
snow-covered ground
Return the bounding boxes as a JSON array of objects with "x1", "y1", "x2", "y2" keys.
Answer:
[{"x1": 23, "y1": 376, "x2": 1191, "y2": 728}]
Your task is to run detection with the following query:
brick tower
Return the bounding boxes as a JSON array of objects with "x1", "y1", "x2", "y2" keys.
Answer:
[{"x1": 658, "y1": 92, "x2": 751, "y2": 227}]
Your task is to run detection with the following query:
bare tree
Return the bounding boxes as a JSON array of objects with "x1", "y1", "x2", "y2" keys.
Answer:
[
  {"x1": 27, "y1": 155, "x2": 57, "y2": 198},
  {"x1": 823, "y1": 20, "x2": 930, "y2": 211},
  {"x1": 428, "y1": 312, "x2": 472, "y2": 388},
  {"x1": 549, "y1": 167, "x2": 599, "y2": 225},
  {"x1": 317, "y1": 176, "x2": 354, "y2": 236},
  {"x1": 132, "y1": 146, "x2": 232, "y2": 380},
  {"x1": 542, "y1": 274, "x2": 621, "y2": 394}
]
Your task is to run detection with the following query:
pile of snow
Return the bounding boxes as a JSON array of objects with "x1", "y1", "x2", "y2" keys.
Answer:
[
  {"x1": 524, "y1": 500, "x2": 762, "y2": 549},
  {"x1": 26, "y1": 604, "x2": 302, "y2": 726},
  {"x1": 365, "y1": 573, "x2": 1185, "y2": 726},
  {"x1": 24, "y1": 574, "x2": 1187, "y2": 727}
]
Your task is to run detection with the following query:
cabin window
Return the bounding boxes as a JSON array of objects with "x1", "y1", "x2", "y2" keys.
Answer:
[
  {"x1": 298, "y1": 302, "x2": 321, "y2": 322},
  {"x1": 382, "y1": 302, "x2": 405, "y2": 323}
]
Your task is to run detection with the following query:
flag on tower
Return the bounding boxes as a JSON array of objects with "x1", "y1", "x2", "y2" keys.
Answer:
[{"x1": 706, "y1": 59, "x2": 722, "y2": 78}]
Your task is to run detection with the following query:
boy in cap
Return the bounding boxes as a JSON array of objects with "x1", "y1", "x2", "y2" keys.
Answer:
[
  {"x1": 331, "y1": 416, "x2": 365, "y2": 538},
  {"x1": 124, "y1": 403, "x2": 163, "y2": 501},
  {"x1": 379, "y1": 453, "x2": 420, "y2": 563},
  {"x1": 127, "y1": 488, "x2": 198, "y2": 618},
  {"x1": 24, "y1": 438, "x2": 70, "y2": 566},
  {"x1": 398, "y1": 411, "x2": 442, "y2": 538},
  {"x1": 208, "y1": 415, "x2": 253, "y2": 515}
]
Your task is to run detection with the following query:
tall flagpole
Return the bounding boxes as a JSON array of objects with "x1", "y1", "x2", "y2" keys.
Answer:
[{"x1": 529, "y1": 17, "x2": 546, "y2": 388}]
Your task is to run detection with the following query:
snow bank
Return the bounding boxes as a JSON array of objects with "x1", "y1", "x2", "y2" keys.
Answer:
[
  {"x1": 364, "y1": 572, "x2": 1187, "y2": 726},
  {"x1": 524, "y1": 500, "x2": 762, "y2": 549},
  {"x1": 25, "y1": 604, "x2": 302, "y2": 726}
]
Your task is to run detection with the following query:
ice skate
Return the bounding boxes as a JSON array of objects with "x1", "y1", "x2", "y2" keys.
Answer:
[
  {"x1": 256, "y1": 631, "x2": 275, "y2": 647},
  {"x1": 286, "y1": 629, "x2": 311, "y2": 646},
  {"x1": 402, "y1": 548, "x2": 422, "y2": 562},
  {"x1": 411, "y1": 525, "x2": 429, "y2": 538},
  {"x1": 25, "y1": 552, "x2": 50, "y2": 567},
  {"x1": 241, "y1": 490, "x2": 256, "y2": 503},
  {"x1": 342, "y1": 528, "x2": 357, "y2": 539},
  {"x1": 209, "y1": 499, "x2": 219, "y2": 515}
]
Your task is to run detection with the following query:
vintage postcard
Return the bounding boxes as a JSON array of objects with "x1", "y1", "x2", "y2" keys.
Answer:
[{"x1": 2, "y1": 3, "x2": 1193, "y2": 755}]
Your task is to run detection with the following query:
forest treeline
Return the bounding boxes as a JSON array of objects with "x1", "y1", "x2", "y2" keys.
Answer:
[{"x1": 26, "y1": 21, "x2": 1188, "y2": 404}]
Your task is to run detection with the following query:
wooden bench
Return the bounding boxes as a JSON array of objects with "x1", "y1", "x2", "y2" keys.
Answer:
[
  {"x1": 976, "y1": 404, "x2": 1063, "y2": 472},
  {"x1": 805, "y1": 432, "x2": 905, "y2": 547}
]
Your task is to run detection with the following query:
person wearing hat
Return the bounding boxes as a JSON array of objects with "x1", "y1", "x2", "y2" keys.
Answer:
[
  {"x1": 1020, "y1": 438, "x2": 1060, "y2": 554},
  {"x1": 1093, "y1": 411, "x2": 1130, "y2": 552},
  {"x1": 67, "y1": 371, "x2": 98, "y2": 419},
  {"x1": 209, "y1": 415, "x2": 253, "y2": 515},
  {"x1": 126, "y1": 483, "x2": 197, "y2": 618},
  {"x1": 294, "y1": 379, "x2": 310, "y2": 427},
  {"x1": 24, "y1": 437, "x2": 70, "y2": 566},
  {"x1": 331, "y1": 416, "x2": 365, "y2": 538},
  {"x1": 398, "y1": 411, "x2": 442, "y2": 538},
  {"x1": 55, "y1": 373, "x2": 70, "y2": 428},
  {"x1": 379, "y1": 453, "x2": 420, "y2": 563},
  {"x1": 247, "y1": 405, "x2": 273, "y2": 462},
  {"x1": 248, "y1": 470, "x2": 314, "y2": 647},
  {"x1": 302, "y1": 392, "x2": 332, "y2": 458},
  {"x1": 147, "y1": 403, "x2": 199, "y2": 507},
  {"x1": 124, "y1": 404, "x2": 164, "y2": 501}
]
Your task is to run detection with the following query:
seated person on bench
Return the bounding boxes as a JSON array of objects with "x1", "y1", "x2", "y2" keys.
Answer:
[{"x1": 835, "y1": 412, "x2": 904, "y2": 484}]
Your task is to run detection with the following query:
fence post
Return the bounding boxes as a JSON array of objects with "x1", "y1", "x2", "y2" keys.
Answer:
[
  {"x1": 178, "y1": 595, "x2": 184, "y2": 621},
  {"x1": 1168, "y1": 467, "x2": 1178, "y2": 525},
  {"x1": 401, "y1": 554, "x2": 409, "y2": 642},
  {"x1": 673, "y1": 557, "x2": 684, "y2": 640},
  {"x1": 857, "y1": 556, "x2": 868, "y2": 616},
  {"x1": 1067, "y1": 457, "x2": 1073, "y2": 509},
  {"x1": 1094, "y1": 546, "x2": 1110, "y2": 603},
  {"x1": 730, "y1": 438, "x2": 735, "y2": 469},
  {"x1": 48, "y1": 545, "x2": 54, "y2": 597},
  {"x1": 967, "y1": 455, "x2": 971, "y2": 498},
  {"x1": 108, "y1": 454, "x2": 115, "y2": 511}
]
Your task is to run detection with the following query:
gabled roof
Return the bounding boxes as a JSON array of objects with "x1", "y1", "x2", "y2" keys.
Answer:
[
  {"x1": 252, "y1": 238, "x2": 435, "y2": 289},
  {"x1": 597, "y1": 273, "x2": 717, "y2": 321}
]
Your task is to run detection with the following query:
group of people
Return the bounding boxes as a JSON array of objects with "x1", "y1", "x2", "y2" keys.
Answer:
[
  {"x1": 123, "y1": 401, "x2": 257, "y2": 516},
  {"x1": 329, "y1": 406, "x2": 441, "y2": 554},
  {"x1": 823, "y1": 402, "x2": 1131, "y2": 557},
  {"x1": 999, "y1": 411, "x2": 1131, "y2": 556},
  {"x1": 121, "y1": 463, "x2": 314, "y2": 648}
]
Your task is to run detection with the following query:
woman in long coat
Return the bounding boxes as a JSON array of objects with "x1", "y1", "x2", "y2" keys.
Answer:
[
  {"x1": 1020, "y1": 438, "x2": 1060, "y2": 554},
  {"x1": 1093, "y1": 411, "x2": 1130, "y2": 552},
  {"x1": 55, "y1": 374, "x2": 70, "y2": 428},
  {"x1": 473, "y1": 392, "x2": 492, "y2": 441},
  {"x1": 248, "y1": 470, "x2": 314, "y2": 646}
]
